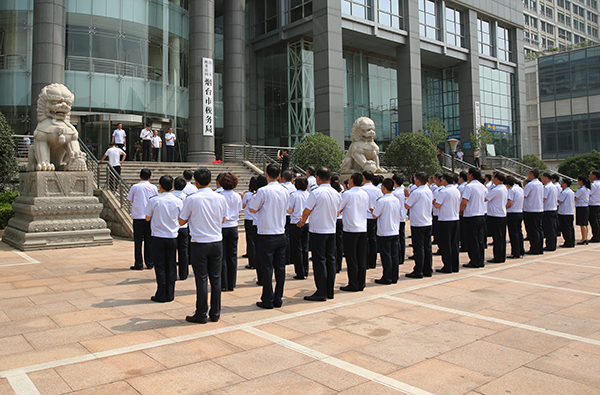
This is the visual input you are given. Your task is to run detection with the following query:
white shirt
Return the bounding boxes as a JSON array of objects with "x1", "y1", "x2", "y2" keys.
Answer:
[
  {"x1": 172, "y1": 190, "x2": 188, "y2": 228},
  {"x1": 127, "y1": 180, "x2": 158, "y2": 220},
  {"x1": 104, "y1": 147, "x2": 124, "y2": 167},
  {"x1": 281, "y1": 181, "x2": 296, "y2": 193},
  {"x1": 462, "y1": 180, "x2": 487, "y2": 217},
  {"x1": 430, "y1": 184, "x2": 438, "y2": 193},
  {"x1": 113, "y1": 128, "x2": 126, "y2": 144},
  {"x1": 458, "y1": 181, "x2": 468, "y2": 195},
  {"x1": 590, "y1": 180, "x2": 600, "y2": 206},
  {"x1": 362, "y1": 182, "x2": 383, "y2": 220},
  {"x1": 140, "y1": 128, "x2": 153, "y2": 140},
  {"x1": 288, "y1": 190, "x2": 310, "y2": 225},
  {"x1": 507, "y1": 185, "x2": 524, "y2": 213},
  {"x1": 486, "y1": 184, "x2": 508, "y2": 218},
  {"x1": 165, "y1": 132, "x2": 176, "y2": 146},
  {"x1": 307, "y1": 176, "x2": 317, "y2": 191},
  {"x1": 457, "y1": 151, "x2": 464, "y2": 161},
  {"x1": 554, "y1": 182, "x2": 562, "y2": 195},
  {"x1": 432, "y1": 186, "x2": 441, "y2": 216},
  {"x1": 405, "y1": 185, "x2": 433, "y2": 227},
  {"x1": 372, "y1": 194, "x2": 400, "y2": 237},
  {"x1": 145, "y1": 192, "x2": 183, "y2": 238},
  {"x1": 436, "y1": 184, "x2": 461, "y2": 222},
  {"x1": 250, "y1": 181, "x2": 288, "y2": 235},
  {"x1": 339, "y1": 186, "x2": 369, "y2": 233},
  {"x1": 486, "y1": 181, "x2": 493, "y2": 191},
  {"x1": 558, "y1": 188, "x2": 575, "y2": 215},
  {"x1": 151, "y1": 135, "x2": 161, "y2": 148},
  {"x1": 220, "y1": 189, "x2": 242, "y2": 228},
  {"x1": 305, "y1": 183, "x2": 342, "y2": 234},
  {"x1": 575, "y1": 185, "x2": 589, "y2": 207},
  {"x1": 523, "y1": 178, "x2": 544, "y2": 213},
  {"x1": 215, "y1": 187, "x2": 224, "y2": 193},
  {"x1": 543, "y1": 182, "x2": 559, "y2": 211},
  {"x1": 180, "y1": 188, "x2": 226, "y2": 243},
  {"x1": 392, "y1": 187, "x2": 408, "y2": 222},
  {"x1": 182, "y1": 182, "x2": 198, "y2": 196},
  {"x1": 243, "y1": 192, "x2": 257, "y2": 222}
]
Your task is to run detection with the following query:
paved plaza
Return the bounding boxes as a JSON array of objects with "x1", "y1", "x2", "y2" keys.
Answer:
[{"x1": 1, "y1": 230, "x2": 600, "y2": 395}]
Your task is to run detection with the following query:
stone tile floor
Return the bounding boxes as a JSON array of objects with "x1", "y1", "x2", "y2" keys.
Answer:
[{"x1": 1, "y1": 229, "x2": 600, "y2": 394}]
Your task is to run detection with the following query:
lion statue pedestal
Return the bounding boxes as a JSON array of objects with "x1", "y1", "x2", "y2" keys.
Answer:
[
  {"x1": 341, "y1": 117, "x2": 386, "y2": 174},
  {"x1": 2, "y1": 83, "x2": 112, "y2": 251}
]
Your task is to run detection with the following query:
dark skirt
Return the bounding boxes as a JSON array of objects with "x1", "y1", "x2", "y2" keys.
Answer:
[{"x1": 576, "y1": 206, "x2": 589, "y2": 226}]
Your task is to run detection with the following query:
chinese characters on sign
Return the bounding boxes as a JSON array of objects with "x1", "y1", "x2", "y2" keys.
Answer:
[{"x1": 203, "y1": 58, "x2": 214, "y2": 137}]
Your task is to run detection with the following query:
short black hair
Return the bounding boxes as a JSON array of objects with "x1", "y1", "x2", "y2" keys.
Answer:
[
  {"x1": 453, "y1": 174, "x2": 459, "y2": 184},
  {"x1": 317, "y1": 167, "x2": 332, "y2": 181},
  {"x1": 392, "y1": 174, "x2": 404, "y2": 186},
  {"x1": 504, "y1": 177, "x2": 515, "y2": 186},
  {"x1": 415, "y1": 171, "x2": 428, "y2": 185},
  {"x1": 552, "y1": 174, "x2": 560, "y2": 182},
  {"x1": 306, "y1": 166, "x2": 316, "y2": 176},
  {"x1": 494, "y1": 173, "x2": 506, "y2": 183},
  {"x1": 140, "y1": 168, "x2": 151, "y2": 180},
  {"x1": 282, "y1": 170, "x2": 293, "y2": 182},
  {"x1": 266, "y1": 163, "x2": 280, "y2": 179},
  {"x1": 381, "y1": 178, "x2": 394, "y2": 192},
  {"x1": 109, "y1": 142, "x2": 116, "y2": 147},
  {"x1": 256, "y1": 175, "x2": 268, "y2": 190},
  {"x1": 194, "y1": 168, "x2": 211, "y2": 186},
  {"x1": 294, "y1": 176, "x2": 308, "y2": 191},
  {"x1": 362, "y1": 170, "x2": 374, "y2": 181},
  {"x1": 159, "y1": 175, "x2": 173, "y2": 191},
  {"x1": 542, "y1": 172, "x2": 552, "y2": 180},
  {"x1": 468, "y1": 167, "x2": 481, "y2": 181},
  {"x1": 183, "y1": 170, "x2": 193, "y2": 181},
  {"x1": 434, "y1": 172, "x2": 443, "y2": 181},
  {"x1": 442, "y1": 173, "x2": 454, "y2": 184},
  {"x1": 485, "y1": 174, "x2": 492, "y2": 182},
  {"x1": 249, "y1": 176, "x2": 258, "y2": 192},
  {"x1": 331, "y1": 173, "x2": 342, "y2": 192},
  {"x1": 562, "y1": 178, "x2": 572, "y2": 187},
  {"x1": 530, "y1": 168, "x2": 540, "y2": 179},
  {"x1": 351, "y1": 172, "x2": 364, "y2": 186},
  {"x1": 591, "y1": 170, "x2": 600, "y2": 179},
  {"x1": 174, "y1": 176, "x2": 186, "y2": 191},
  {"x1": 459, "y1": 171, "x2": 467, "y2": 182}
]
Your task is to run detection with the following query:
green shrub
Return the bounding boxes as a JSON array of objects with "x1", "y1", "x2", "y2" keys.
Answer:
[
  {"x1": 557, "y1": 150, "x2": 600, "y2": 178},
  {"x1": 291, "y1": 132, "x2": 345, "y2": 173},
  {"x1": 384, "y1": 132, "x2": 441, "y2": 177},
  {"x1": 520, "y1": 154, "x2": 548, "y2": 171},
  {"x1": 0, "y1": 191, "x2": 18, "y2": 204},
  {"x1": 0, "y1": 112, "x2": 19, "y2": 188},
  {"x1": 0, "y1": 203, "x2": 14, "y2": 229}
]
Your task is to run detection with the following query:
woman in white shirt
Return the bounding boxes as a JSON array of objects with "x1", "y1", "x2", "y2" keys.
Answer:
[
  {"x1": 331, "y1": 173, "x2": 344, "y2": 273},
  {"x1": 575, "y1": 175, "x2": 591, "y2": 245},
  {"x1": 288, "y1": 177, "x2": 310, "y2": 279},
  {"x1": 219, "y1": 173, "x2": 242, "y2": 291},
  {"x1": 242, "y1": 177, "x2": 258, "y2": 269}
]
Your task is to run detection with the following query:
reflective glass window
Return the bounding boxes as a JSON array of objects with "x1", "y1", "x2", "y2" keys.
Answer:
[
  {"x1": 342, "y1": 0, "x2": 374, "y2": 20},
  {"x1": 445, "y1": 6, "x2": 464, "y2": 47},
  {"x1": 419, "y1": 0, "x2": 440, "y2": 40},
  {"x1": 478, "y1": 19, "x2": 492, "y2": 56},
  {"x1": 378, "y1": 0, "x2": 404, "y2": 30}
]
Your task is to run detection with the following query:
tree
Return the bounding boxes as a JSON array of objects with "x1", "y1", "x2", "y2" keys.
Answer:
[
  {"x1": 0, "y1": 112, "x2": 19, "y2": 189},
  {"x1": 520, "y1": 154, "x2": 548, "y2": 171},
  {"x1": 557, "y1": 150, "x2": 600, "y2": 178},
  {"x1": 291, "y1": 132, "x2": 345, "y2": 173},
  {"x1": 469, "y1": 125, "x2": 494, "y2": 151},
  {"x1": 418, "y1": 118, "x2": 450, "y2": 148},
  {"x1": 384, "y1": 132, "x2": 441, "y2": 177}
]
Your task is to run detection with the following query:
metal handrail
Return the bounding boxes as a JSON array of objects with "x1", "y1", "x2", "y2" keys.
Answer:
[
  {"x1": 440, "y1": 152, "x2": 477, "y2": 173},
  {"x1": 222, "y1": 142, "x2": 304, "y2": 176},
  {"x1": 487, "y1": 155, "x2": 576, "y2": 183}
]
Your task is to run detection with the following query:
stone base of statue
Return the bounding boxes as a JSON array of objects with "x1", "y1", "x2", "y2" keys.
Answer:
[{"x1": 2, "y1": 172, "x2": 112, "y2": 251}]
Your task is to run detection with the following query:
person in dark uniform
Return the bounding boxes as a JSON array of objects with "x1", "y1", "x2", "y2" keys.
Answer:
[{"x1": 278, "y1": 149, "x2": 290, "y2": 174}]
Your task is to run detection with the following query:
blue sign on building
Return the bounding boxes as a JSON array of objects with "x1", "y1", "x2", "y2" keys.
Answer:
[
  {"x1": 463, "y1": 142, "x2": 472, "y2": 149},
  {"x1": 485, "y1": 123, "x2": 510, "y2": 133}
]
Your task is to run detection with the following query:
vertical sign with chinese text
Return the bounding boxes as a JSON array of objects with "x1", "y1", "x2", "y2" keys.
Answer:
[
  {"x1": 203, "y1": 58, "x2": 214, "y2": 136},
  {"x1": 474, "y1": 101, "x2": 481, "y2": 129}
]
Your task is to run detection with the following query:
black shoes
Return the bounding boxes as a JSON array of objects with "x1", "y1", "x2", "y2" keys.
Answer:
[
  {"x1": 559, "y1": 244, "x2": 575, "y2": 248},
  {"x1": 340, "y1": 286, "x2": 359, "y2": 292},
  {"x1": 487, "y1": 259, "x2": 505, "y2": 263},
  {"x1": 293, "y1": 275, "x2": 306, "y2": 280},
  {"x1": 130, "y1": 266, "x2": 143, "y2": 270},
  {"x1": 256, "y1": 301, "x2": 273, "y2": 309},
  {"x1": 374, "y1": 279, "x2": 392, "y2": 285},
  {"x1": 186, "y1": 315, "x2": 208, "y2": 324},
  {"x1": 436, "y1": 268, "x2": 452, "y2": 273},
  {"x1": 304, "y1": 294, "x2": 327, "y2": 301},
  {"x1": 463, "y1": 263, "x2": 482, "y2": 268},
  {"x1": 508, "y1": 255, "x2": 523, "y2": 259},
  {"x1": 150, "y1": 296, "x2": 172, "y2": 303},
  {"x1": 577, "y1": 240, "x2": 589, "y2": 245},
  {"x1": 405, "y1": 272, "x2": 423, "y2": 279}
]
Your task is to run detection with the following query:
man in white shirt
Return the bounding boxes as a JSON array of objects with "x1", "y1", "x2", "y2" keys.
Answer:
[
  {"x1": 140, "y1": 125, "x2": 153, "y2": 161},
  {"x1": 299, "y1": 167, "x2": 342, "y2": 301},
  {"x1": 457, "y1": 171, "x2": 468, "y2": 252},
  {"x1": 362, "y1": 170, "x2": 383, "y2": 269},
  {"x1": 99, "y1": 142, "x2": 126, "y2": 191},
  {"x1": 182, "y1": 170, "x2": 198, "y2": 195},
  {"x1": 127, "y1": 168, "x2": 158, "y2": 270},
  {"x1": 404, "y1": 171, "x2": 433, "y2": 278},
  {"x1": 542, "y1": 172, "x2": 559, "y2": 251},
  {"x1": 145, "y1": 175, "x2": 183, "y2": 303},
  {"x1": 172, "y1": 177, "x2": 189, "y2": 280},
  {"x1": 456, "y1": 148, "x2": 464, "y2": 161},
  {"x1": 179, "y1": 168, "x2": 226, "y2": 324},
  {"x1": 250, "y1": 163, "x2": 289, "y2": 309},
  {"x1": 557, "y1": 178, "x2": 576, "y2": 248},
  {"x1": 165, "y1": 127, "x2": 176, "y2": 162},
  {"x1": 461, "y1": 168, "x2": 488, "y2": 268},
  {"x1": 392, "y1": 174, "x2": 408, "y2": 265},
  {"x1": 523, "y1": 168, "x2": 545, "y2": 254},
  {"x1": 306, "y1": 166, "x2": 317, "y2": 191},
  {"x1": 485, "y1": 173, "x2": 508, "y2": 263},
  {"x1": 338, "y1": 172, "x2": 369, "y2": 291},
  {"x1": 281, "y1": 171, "x2": 296, "y2": 266},
  {"x1": 589, "y1": 170, "x2": 600, "y2": 242},
  {"x1": 434, "y1": 173, "x2": 461, "y2": 273},
  {"x1": 112, "y1": 123, "x2": 126, "y2": 155},
  {"x1": 288, "y1": 177, "x2": 310, "y2": 280},
  {"x1": 372, "y1": 178, "x2": 401, "y2": 284},
  {"x1": 431, "y1": 173, "x2": 442, "y2": 252},
  {"x1": 505, "y1": 177, "x2": 525, "y2": 258},
  {"x1": 151, "y1": 130, "x2": 162, "y2": 162}
]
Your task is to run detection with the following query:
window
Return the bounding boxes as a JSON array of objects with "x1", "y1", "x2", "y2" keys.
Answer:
[
  {"x1": 419, "y1": 0, "x2": 441, "y2": 40},
  {"x1": 445, "y1": 6, "x2": 464, "y2": 47},
  {"x1": 497, "y1": 25, "x2": 512, "y2": 61},
  {"x1": 254, "y1": 0, "x2": 278, "y2": 36},
  {"x1": 378, "y1": 0, "x2": 404, "y2": 29},
  {"x1": 284, "y1": 0, "x2": 312, "y2": 24},
  {"x1": 593, "y1": 27, "x2": 599, "y2": 37},
  {"x1": 566, "y1": 16, "x2": 571, "y2": 26},
  {"x1": 558, "y1": 0, "x2": 565, "y2": 6},
  {"x1": 478, "y1": 18, "x2": 492, "y2": 56},
  {"x1": 531, "y1": 0, "x2": 537, "y2": 9},
  {"x1": 580, "y1": 21, "x2": 586, "y2": 31},
  {"x1": 525, "y1": 15, "x2": 538, "y2": 27},
  {"x1": 565, "y1": 0, "x2": 571, "y2": 10},
  {"x1": 541, "y1": 21, "x2": 555, "y2": 34},
  {"x1": 546, "y1": 7, "x2": 554, "y2": 17},
  {"x1": 558, "y1": 12, "x2": 565, "y2": 23},
  {"x1": 342, "y1": 0, "x2": 373, "y2": 20}
]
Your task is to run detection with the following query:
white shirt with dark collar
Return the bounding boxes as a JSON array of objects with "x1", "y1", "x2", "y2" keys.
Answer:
[
  {"x1": 458, "y1": 181, "x2": 468, "y2": 195},
  {"x1": 362, "y1": 182, "x2": 383, "y2": 220},
  {"x1": 523, "y1": 178, "x2": 544, "y2": 213},
  {"x1": 405, "y1": 185, "x2": 433, "y2": 227},
  {"x1": 372, "y1": 194, "x2": 400, "y2": 237},
  {"x1": 145, "y1": 192, "x2": 183, "y2": 238},
  {"x1": 436, "y1": 184, "x2": 461, "y2": 221},
  {"x1": 575, "y1": 185, "x2": 589, "y2": 207},
  {"x1": 590, "y1": 180, "x2": 600, "y2": 205},
  {"x1": 288, "y1": 190, "x2": 310, "y2": 225},
  {"x1": 127, "y1": 180, "x2": 158, "y2": 219},
  {"x1": 392, "y1": 186, "x2": 408, "y2": 222},
  {"x1": 180, "y1": 188, "x2": 226, "y2": 243},
  {"x1": 305, "y1": 183, "x2": 342, "y2": 234},
  {"x1": 543, "y1": 182, "x2": 559, "y2": 211},
  {"x1": 339, "y1": 186, "x2": 369, "y2": 232},
  {"x1": 165, "y1": 132, "x2": 176, "y2": 146},
  {"x1": 507, "y1": 185, "x2": 524, "y2": 213},
  {"x1": 113, "y1": 128, "x2": 126, "y2": 144},
  {"x1": 140, "y1": 128, "x2": 153, "y2": 140},
  {"x1": 486, "y1": 184, "x2": 508, "y2": 218},
  {"x1": 432, "y1": 186, "x2": 441, "y2": 216},
  {"x1": 250, "y1": 181, "x2": 288, "y2": 235},
  {"x1": 558, "y1": 188, "x2": 575, "y2": 215},
  {"x1": 172, "y1": 190, "x2": 188, "y2": 228},
  {"x1": 182, "y1": 182, "x2": 198, "y2": 195},
  {"x1": 220, "y1": 189, "x2": 243, "y2": 228},
  {"x1": 462, "y1": 180, "x2": 487, "y2": 217},
  {"x1": 243, "y1": 191, "x2": 257, "y2": 222},
  {"x1": 307, "y1": 176, "x2": 317, "y2": 191}
]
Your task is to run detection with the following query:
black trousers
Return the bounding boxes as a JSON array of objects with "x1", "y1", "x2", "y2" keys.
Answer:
[
  {"x1": 310, "y1": 233, "x2": 336, "y2": 298},
  {"x1": 459, "y1": 216, "x2": 467, "y2": 251},
  {"x1": 244, "y1": 219, "x2": 256, "y2": 268},
  {"x1": 152, "y1": 237, "x2": 177, "y2": 302},
  {"x1": 335, "y1": 218, "x2": 344, "y2": 272},
  {"x1": 488, "y1": 216, "x2": 507, "y2": 262},
  {"x1": 290, "y1": 223, "x2": 309, "y2": 278},
  {"x1": 559, "y1": 214, "x2": 575, "y2": 247},
  {"x1": 366, "y1": 219, "x2": 378, "y2": 268},
  {"x1": 343, "y1": 232, "x2": 367, "y2": 290},
  {"x1": 190, "y1": 241, "x2": 222, "y2": 320},
  {"x1": 463, "y1": 216, "x2": 486, "y2": 267},
  {"x1": 507, "y1": 213, "x2": 525, "y2": 257},
  {"x1": 256, "y1": 234, "x2": 287, "y2": 307},
  {"x1": 221, "y1": 227, "x2": 238, "y2": 290},
  {"x1": 109, "y1": 165, "x2": 121, "y2": 191},
  {"x1": 398, "y1": 222, "x2": 406, "y2": 265},
  {"x1": 177, "y1": 227, "x2": 189, "y2": 280},
  {"x1": 142, "y1": 140, "x2": 151, "y2": 161},
  {"x1": 166, "y1": 145, "x2": 174, "y2": 162},
  {"x1": 438, "y1": 220, "x2": 460, "y2": 272},
  {"x1": 432, "y1": 215, "x2": 439, "y2": 244},
  {"x1": 133, "y1": 219, "x2": 153, "y2": 269},
  {"x1": 543, "y1": 210, "x2": 558, "y2": 251},
  {"x1": 285, "y1": 216, "x2": 291, "y2": 265},
  {"x1": 378, "y1": 235, "x2": 400, "y2": 282},
  {"x1": 115, "y1": 143, "x2": 125, "y2": 161},
  {"x1": 410, "y1": 225, "x2": 432, "y2": 276},
  {"x1": 524, "y1": 212, "x2": 544, "y2": 254},
  {"x1": 152, "y1": 148, "x2": 159, "y2": 162},
  {"x1": 589, "y1": 205, "x2": 600, "y2": 241}
]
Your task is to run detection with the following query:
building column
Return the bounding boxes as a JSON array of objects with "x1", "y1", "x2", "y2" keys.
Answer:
[
  {"x1": 187, "y1": 0, "x2": 215, "y2": 162},
  {"x1": 223, "y1": 0, "x2": 246, "y2": 143},
  {"x1": 514, "y1": 27, "x2": 527, "y2": 158},
  {"x1": 312, "y1": 0, "x2": 345, "y2": 147},
  {"x1": 396, "y1": 0, "x2": 422, "y2": 133},
  {"x1": 31, "y1": 0, "x2": 66, "y2": 126}
]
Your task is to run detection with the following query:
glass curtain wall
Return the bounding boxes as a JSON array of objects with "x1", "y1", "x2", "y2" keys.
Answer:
[
  {"x1": 256, "y1": 45, "x2": 288, "y2": 146},
  {"x1": 422, "y1": 67, "x2": 460, "y2": 141}
]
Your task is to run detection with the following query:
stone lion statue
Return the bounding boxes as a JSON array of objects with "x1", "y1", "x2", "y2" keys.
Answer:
[
  {"x1": 340, "y1": 117, "x2": 385, "y2": 173},
  {"x1": 27, "y1": 83, "x2": 87, "y2": 172}
]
